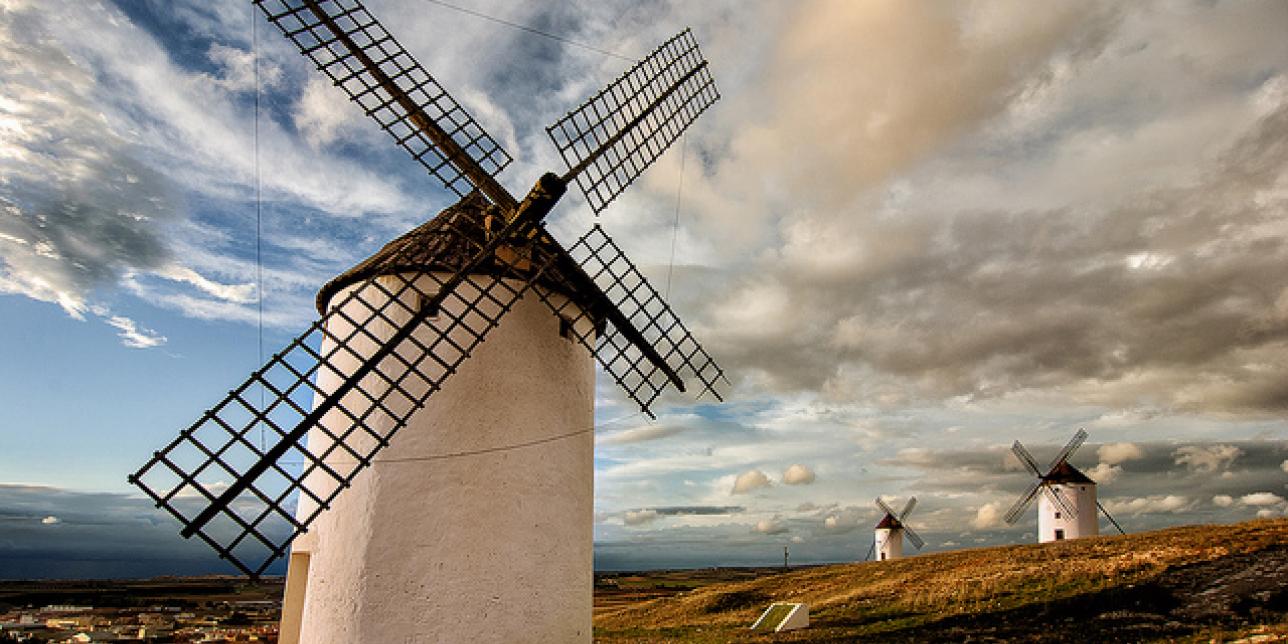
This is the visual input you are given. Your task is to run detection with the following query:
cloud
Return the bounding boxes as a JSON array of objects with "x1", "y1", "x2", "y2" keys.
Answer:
[
  {"x1": 293, "y1": 76, "x2": 366, "y2": 149},
  {"x1": 1103, "y1": 495, "x2": 1193, "y2": 517},
  {"x1": 972, "y1": 502, "x2": 1005, "y2": 529},
  {"x1": 1097, "y1": 442, "x2": 1144, "y2": 466},
  {"x1": 1174, "y1": 445, "x2": 1243, "y2": 473},
  {"x1": 1238, "y1": 492, "x2": 1286, "y2": 507},
  {"x1": 821, "y1": 506, "x2": 867, "y2": 533},
  {"x1": 0, "y1": 0, "x2": 414, "y2": 330},
  {"x1": 623, "y1": 509, "x2": 659, "y2": 526},
  {"x1": 731, "y1": 469, "x2": 771, "y2": 495},
  {"x1": 753, "y1": 517, "x2": 788, "y2": 535},
  {"x1": 40, "y1": 516, "x2": 59, "y2": 525},
  {"x1": 206, "y1": 43, "x2": 281, "y2": 93},
  {"x1": 103, "y1": 315, "x2": 167, "y2": 349},
  {"x1": 782, "y1": 463, "x2": 816, "y2": 485},
  {"x1": 1213, "y1": 495, "x2": 1234, "y2": 507},
  {"x1": 680, "y1": 1, "x2": 1288, "y2": 416},
  {"x1": 599, "y1": 424, "x2": 686, "y2": 446},
  {"x1": 1281, "y1": 460, "x2": 1288, "y2": 474},
  {"x1": 1085, "y1": 462, "x2": 1123, "y2": 485},
  {"x1": 620, "y1": 506, "x2": 744, "y2": 526},
  {"x1": 651, "y1": 506, "x2": 744, "y2": 517},
  {"x1": 789, "y1": 535, "x2": 804, "y2": 544}
]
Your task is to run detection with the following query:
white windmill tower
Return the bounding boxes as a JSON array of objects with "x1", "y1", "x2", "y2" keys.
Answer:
[
  {"x1": 129, "y1": 1, "x2": 726, "y2": 643},
  {"x1": 1004, "y1": 429, "x2": 1125, "y2": 543},
  {"x1": 866, "y1": 497, "x2": 923, "y2": 561}
]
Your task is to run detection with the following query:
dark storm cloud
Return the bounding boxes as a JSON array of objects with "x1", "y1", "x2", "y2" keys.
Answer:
[
  {"x1": 0, "y1": 485, "x2": 241, "y2": 579},
  {"x1": 708, "y1": 101, "x2": 1288, "y2": 414},
  {"x1": 651, "y1": 505, "x2": 744, "y2": 517}
]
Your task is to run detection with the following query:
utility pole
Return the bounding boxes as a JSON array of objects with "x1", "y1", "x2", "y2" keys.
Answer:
[{"x1": 783, "y1": 545, "x2": 789, "y2": 570}]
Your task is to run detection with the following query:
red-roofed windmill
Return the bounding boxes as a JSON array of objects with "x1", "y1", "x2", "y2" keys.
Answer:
[
  {"x1": 865, "y1": 496, "x2": 923, "y2": 561},
  {"x1": 1004, "y1": 428, "x2": 1125, "y2": 542}
]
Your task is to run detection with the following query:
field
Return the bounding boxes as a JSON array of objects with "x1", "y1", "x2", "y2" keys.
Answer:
[{"x1": 593, "y1": 518, "x2": 1288, "y2": 642}]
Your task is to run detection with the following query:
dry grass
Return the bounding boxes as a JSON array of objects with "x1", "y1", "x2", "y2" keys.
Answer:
[{"x1": 594, "y1": 518, "x2": 1288, "y2": 642}]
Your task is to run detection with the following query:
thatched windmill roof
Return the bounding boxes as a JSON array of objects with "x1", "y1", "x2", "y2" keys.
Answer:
[{"x1": 316, "y1": 192, "x2": 582, "y2": 314}]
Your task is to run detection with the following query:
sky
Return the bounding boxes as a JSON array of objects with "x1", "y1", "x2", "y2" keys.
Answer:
[{"x1": 1, "y1": 0, "x2": 1286, "y2": 578}]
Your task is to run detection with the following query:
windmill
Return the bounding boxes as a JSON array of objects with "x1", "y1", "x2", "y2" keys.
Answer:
[
  {"x1": 865, "y1": 496, "x2": 923, "y2": 561},
  {"x1": 127, "y1": 1, "x2": 726, "y2": 642},
  {"x1": 1004, "y1": 428, "x2": 1125, "y2": 543}
]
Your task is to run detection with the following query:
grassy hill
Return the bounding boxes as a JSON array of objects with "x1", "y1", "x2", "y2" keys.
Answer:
[{"x1": 594, "y1": 518, "x2": 1288, "y2": 642}]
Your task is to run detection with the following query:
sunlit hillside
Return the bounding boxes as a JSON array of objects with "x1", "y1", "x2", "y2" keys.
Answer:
[{"x1": 594, "y1": 519, "x2": 1288, "y2": 642}]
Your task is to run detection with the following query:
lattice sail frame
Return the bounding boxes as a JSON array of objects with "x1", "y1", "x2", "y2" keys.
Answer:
[
  {"x1": 256, "y1": 0, "x2": 512, "y2": 198},
  {"x1": 130, "y1": 195, "x2": 567, "y2": 576},
  {"x1": 547, "y1": 28, "x2": 719, "y2": 214},
  {"x1": 536, "y1": 225, "x2": 726, "y2": 417}
]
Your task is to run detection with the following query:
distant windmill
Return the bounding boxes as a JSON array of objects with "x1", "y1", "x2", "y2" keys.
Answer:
[
  {"x1": 865, "y1": 496, "x2": 923, "y2": 561},
  {"x1": 128, "y1": 1, "x2": 726, "y2": 642},
  {"x1": 1004, "y1": 428, "x2": 1125, "y2": 542}
]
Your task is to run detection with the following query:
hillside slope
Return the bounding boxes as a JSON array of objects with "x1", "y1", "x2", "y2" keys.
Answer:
[{"x1": 594, "y1": 519, "x2": 1288, "y2": 642}]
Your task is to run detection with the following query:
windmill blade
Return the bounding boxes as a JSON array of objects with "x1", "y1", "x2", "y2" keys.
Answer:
[
  {"x1": 547, "y1": 28, "x2": 719, "y2": 215},
  {"x1": 1004, "y1": 480, "x2": 1042, "y2": 524},
  {"x1": 256, "y1": 0, "x2": 517, "y2": 210},
  {"x1": 1011, "y1": 441, "x2": 1043, "y2": 477},
  {"x1": 902, "y1": 524, "x2": 926, "y2": 550},
  {"x1": 899, "y1": 496, "x2": 918, "y2": 521},
  {"x1": 536, "y1": 225, "x2": 726, "y2": 416},
  {"x1": 864, "y1": 539, "x2": 876, "y2": 562},
  {"x1": 1047, "y1": 428, "x2": 1088, "y2": 472},
  {"x1": 1043, "y1": 485, "x2": 1078, "y2": 518},
  {"x1": 875, "y1": 497, "x2": 899, "y2": 518},
  {"x1": 1097, "y1": 500, "x2": 1126, "y2": 535},
  {"x1": 129, "y1": 178, "x2": 566, "y2": 577}
]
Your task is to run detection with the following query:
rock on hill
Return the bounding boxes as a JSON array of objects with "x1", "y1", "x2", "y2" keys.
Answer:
[{"x1": 594, "y1": 519, "x2": 1288, "y2": 642}]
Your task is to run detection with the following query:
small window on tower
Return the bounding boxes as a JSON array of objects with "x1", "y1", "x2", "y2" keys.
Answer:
[
  {"x1": 559, "y1": 317, "x2": 574, "y2": 340},
  {"x1": 1054, "y1": 511, "x2": 1061, "y2": 519}
]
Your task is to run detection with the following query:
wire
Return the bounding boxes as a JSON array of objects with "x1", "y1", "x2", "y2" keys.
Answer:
[
  {"x1": 273, "y1": 411, "x2": 647, "y2": 467},
  {"x1": 253, "y1": 9, "x2": 266, "y2": 452},
  {"x1": 373, "y1": 411, "x2": 646, "y2": 464},
  {"x1": 416, "y1": 0, "x2": 633, "y2": 62},
  {"x1": 665, "y1": 133, "x2": 686, "y2": 298}
]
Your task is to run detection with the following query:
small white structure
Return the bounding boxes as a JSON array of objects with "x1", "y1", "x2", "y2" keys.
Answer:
[
  {"x1": 279, "y1": 198, "x2": 596, "y2": 644},
  {"x1": 869, "y1": 496, "x2": 924, "y2": 561},
  {"x1": 751, "y1": 603, "x2": 809, "y2": 632},
  {"x1": 1036, "y1": 462, "x2": 1098, "y2": 543}
]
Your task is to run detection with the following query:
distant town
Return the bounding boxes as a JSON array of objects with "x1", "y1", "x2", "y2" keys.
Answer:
[
  {"x1": 0, "y1": 578, "x2": 283, "y2": 643},
  {"x1": 0, "y1": 569, "x2": 794, "y2": 643}
]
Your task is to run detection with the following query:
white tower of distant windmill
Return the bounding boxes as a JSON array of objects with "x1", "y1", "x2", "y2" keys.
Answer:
[
  {"x1": 1004, "y1": 429, "x2": 1124, "y2": 543},
  {"x1": 867, "y1": 497, "x2": 923, "y2": 561},
  {"x1": 129, "y1": 2, "x2": 726, "y2": 643}
]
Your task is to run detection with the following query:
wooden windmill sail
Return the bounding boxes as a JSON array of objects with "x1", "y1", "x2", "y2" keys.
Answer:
[
  {"x1": 866, "y1": 496, "x2": 923, "y2": 561},
  {"x1": 1004, "y1": 428, "x2": 1125, "y2": 542},
  {"x1": 128, "y1": 5, "x2": 726, "y2": 638}
]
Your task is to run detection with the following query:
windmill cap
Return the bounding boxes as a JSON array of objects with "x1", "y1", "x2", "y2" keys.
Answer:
[
  {"x1": 1043, "y1": 460, "x2": 1096, "y2": 484},
  {"x1": 316, "y1": 191, "x2": 580, "y2": 314},
  {"x1": 875, "y1": 513, "x2": 901, "y2": 529}
]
